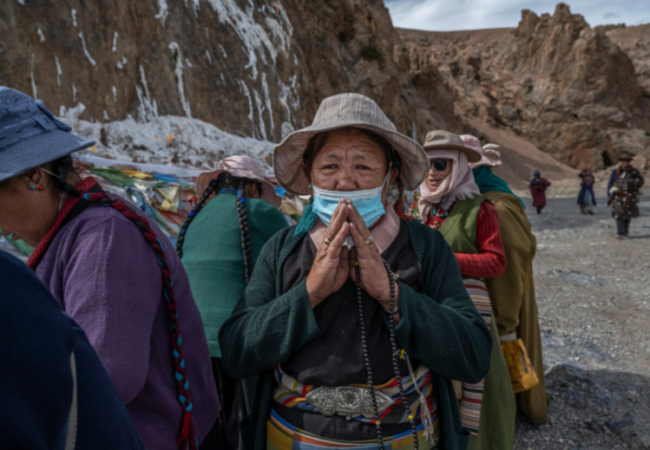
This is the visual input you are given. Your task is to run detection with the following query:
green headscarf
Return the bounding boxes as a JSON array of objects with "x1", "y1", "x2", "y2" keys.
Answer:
[{"x1": 472, "y1": 166, "x2": 525, "y2": 209}]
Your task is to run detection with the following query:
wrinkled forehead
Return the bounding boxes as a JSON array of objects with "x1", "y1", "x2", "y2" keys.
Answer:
[{"x1": 315, "y1": 129, "x2": 386, "y2": 163}]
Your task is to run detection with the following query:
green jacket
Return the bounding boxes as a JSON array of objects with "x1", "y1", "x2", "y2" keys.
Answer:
[
  {"x1": 219, "y1": 221, "x2": 492, "y2": 450},
  {"x1": 181, "y1": 192, "x2": 288, "y2": 358}
]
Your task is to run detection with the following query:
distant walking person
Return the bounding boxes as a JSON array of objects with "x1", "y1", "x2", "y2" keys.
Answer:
[
  {"x1": 577, "y1": 167, "x2": 596, "y2": 215},
  {"x1": 529, "y1": 170, "x2": 550, "y2": 214},
  {"x1": 607, "y1": 152, "x2": 644, "y2": 238}
]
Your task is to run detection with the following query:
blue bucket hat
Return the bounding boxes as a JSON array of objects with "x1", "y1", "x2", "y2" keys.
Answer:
[{"x1": 0, "y1": 87, "x2": 94, "y2": 183}]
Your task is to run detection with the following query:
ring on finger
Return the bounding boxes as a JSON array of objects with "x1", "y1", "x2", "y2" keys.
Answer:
[
  {"x1": 324, "y1": 238, "x2": 331, "y2": 245},
  {"x1": 365, "y1": 235, "x2": 374, "y2": 246}
]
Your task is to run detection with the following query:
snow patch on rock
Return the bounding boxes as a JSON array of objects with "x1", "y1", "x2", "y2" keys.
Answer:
[
  {"x1": 78, "y1": 32, "x2": 96, "y2": 66},
  {"x1": 136, "y1": 65, "x2": 158, "y2": 122},
  {"x1": 204, "y1": 0, "x2": 292, "y2": 81},
  {"x1": 30, "y1": 54, "x2": 37, "y2": 99},
  {"x1": 169, "y1": 43, "x2": 191, "y2": 119},
  {"x1": 155, "y1": 0, "x2": 169, "y2": 27},
  {"x1": 70, "y1": 115, "x2": 275, "y2": 171},
  {"x1": 55, "y1": 56, "x2": 62, "y2": 87}
]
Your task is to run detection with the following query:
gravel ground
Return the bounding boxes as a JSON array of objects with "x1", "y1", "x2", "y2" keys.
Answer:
[{"x1": 514, "y1": 196, "x2": 650, "y2": 449}]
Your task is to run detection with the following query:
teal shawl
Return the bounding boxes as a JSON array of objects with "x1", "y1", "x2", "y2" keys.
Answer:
[{"x1": 472, "y1": 166, "x2": 525, "y2": 209}]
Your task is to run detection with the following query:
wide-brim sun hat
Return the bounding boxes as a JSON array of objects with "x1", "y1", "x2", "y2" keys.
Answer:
[
  {"x1": 273, "y1": 93, "x2": 429, "y2": 195},
  {"x1": 422, "y1": 130, "x2": 481, "y2": 163},
  {"x1": 0, "y1": 87, "x2": 94, "y2": 182},
  {"x1": 460, "y1": 134, "x2": 502, "y2": 169},
  {"x1": 195, "y1": 155, "x2": 282, "y2": 207}
]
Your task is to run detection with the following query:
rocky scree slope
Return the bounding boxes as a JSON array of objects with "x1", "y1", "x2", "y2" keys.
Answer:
[
  {"x1": 0, "y1": 0, "x2": 459, "y2": 167},
  {"x1": 399, "y1": 3, "x2": 650, "y2": 171}
]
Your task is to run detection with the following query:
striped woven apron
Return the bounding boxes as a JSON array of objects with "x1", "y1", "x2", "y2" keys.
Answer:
[
  {"x1": 268, "y1": 366, "x2": 440, "y2": 449},
  {"x1": 458, "y1": 278, "x2": 491, "y2": 435}
]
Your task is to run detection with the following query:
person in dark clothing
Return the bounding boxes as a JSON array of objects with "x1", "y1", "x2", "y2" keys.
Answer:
[
  {"x1": 577, "y1": 168, "x2": 596, "y2": 215},
  {"x1": 607, "y1": 152, "x2": 644, "y2": 238},
  {"x1": 177, "y1": 155, "x2": 286, "y2": 450},
  {"x1": 0, "y1": 250, "x2": 144, "y2": 450},
  {"x1": 219, "y1": 94, "x2": 492, "y2": 450},
  {"x1": 530, "y1": 170, "x2": 551, "y2": 214}
]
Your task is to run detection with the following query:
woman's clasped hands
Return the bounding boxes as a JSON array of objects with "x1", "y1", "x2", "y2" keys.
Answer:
[{"x1": 306, "y1": 199, "x2": 399, "y2": 317}]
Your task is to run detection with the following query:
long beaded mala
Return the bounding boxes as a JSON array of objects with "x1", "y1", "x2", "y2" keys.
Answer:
[{"x1": 353, "y1": 259, "x2": 419, "y2": 449}]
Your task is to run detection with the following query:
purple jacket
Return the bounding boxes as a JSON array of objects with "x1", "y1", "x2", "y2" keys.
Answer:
[{"x1": 36, "y1": 198, "x2": 219, "y2": 450}]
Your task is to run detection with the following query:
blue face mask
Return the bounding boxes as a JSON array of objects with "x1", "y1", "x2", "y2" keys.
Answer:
[{"x1": 312, "y1": 168, "x2": 391, "y2": 227}]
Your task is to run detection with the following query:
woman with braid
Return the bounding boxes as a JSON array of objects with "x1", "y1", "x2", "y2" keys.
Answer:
[
  {"x1": 178, "y1": 155, "x2": 287, "y2": 449},
  {"x1": 0, "y1": 87, "x2": 219, "y2": 450}
]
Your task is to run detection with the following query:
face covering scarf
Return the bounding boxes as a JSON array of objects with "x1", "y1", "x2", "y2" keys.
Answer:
[{"x1": 312, "y1": 167, "x2": 392, "y2": 228}]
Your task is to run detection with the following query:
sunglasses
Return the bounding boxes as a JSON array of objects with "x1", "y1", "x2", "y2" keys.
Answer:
[{"x1": 430, "y1": 158, "x2": 450, "y2": 172}]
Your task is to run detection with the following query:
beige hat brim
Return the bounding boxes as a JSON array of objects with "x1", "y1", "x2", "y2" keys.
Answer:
[
  {"x1": 423, "y1": 143, "x2": 482, "y2": 163},
  {"x1": 274, "y1": 122, "x2": 429, "y2": 195}
]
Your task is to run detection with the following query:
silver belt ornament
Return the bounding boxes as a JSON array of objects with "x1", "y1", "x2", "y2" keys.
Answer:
[{"x1": 305, "y1": 386, "x2": 395, "y2": 421}]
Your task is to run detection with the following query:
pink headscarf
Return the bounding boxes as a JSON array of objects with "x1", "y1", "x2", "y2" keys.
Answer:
[
  {"x1": 418, "y1": 149, "x2": 481, "y2": 218},
  {"x1": 195, "y1": 155, "x2": 282, "y2": 207},
  {"x1": 460, "y1": 134, "x2": 502, "y2": 169}
]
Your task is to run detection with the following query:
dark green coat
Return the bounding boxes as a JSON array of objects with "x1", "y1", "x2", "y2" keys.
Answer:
[
  {"x1": 181, "y1": 192, "x2": 288, "y2": 358},
  {"x1": 219, "y1": 221, "x2": 492, "y2": 450}
]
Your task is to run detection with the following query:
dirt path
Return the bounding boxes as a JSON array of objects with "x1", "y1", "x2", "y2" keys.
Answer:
[{"x1": 514, "y1": 196, "x2": 650, "y2": 449}]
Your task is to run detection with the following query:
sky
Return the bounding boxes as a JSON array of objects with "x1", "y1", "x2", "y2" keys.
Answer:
[{"x1": 385, "y1": 0, "x2": 650, "y2": 31}]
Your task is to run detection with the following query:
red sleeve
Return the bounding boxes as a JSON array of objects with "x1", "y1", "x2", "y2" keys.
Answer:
[{"x1": 455, "y1": 202, "x2": 506, "y2": 279}]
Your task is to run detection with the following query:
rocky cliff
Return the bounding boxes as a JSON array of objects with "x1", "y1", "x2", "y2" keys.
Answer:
[
  {"x1": 605, "y1": 24, "x2": 650, "y2": 93},
  {"x1": 400, "y1": 3, "x2": 650, "y2": 170},
  {"x1": 0, "y1": 0, "x2": 458, "y2": 166}
]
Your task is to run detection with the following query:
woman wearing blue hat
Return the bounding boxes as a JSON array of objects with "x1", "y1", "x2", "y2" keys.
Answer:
[{"x1": 0, "y1": 87, "x2": 219, "y2": 450}]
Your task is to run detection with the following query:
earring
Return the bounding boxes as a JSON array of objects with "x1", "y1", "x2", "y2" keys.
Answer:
[
  {"x1": 308, "y1": 184, "x2": 312, "y2": 191},
  {"x1": 29, "y1": 182, "x2": 44, "y2": 191}
]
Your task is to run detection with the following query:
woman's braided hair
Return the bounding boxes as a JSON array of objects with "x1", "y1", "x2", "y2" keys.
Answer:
[
  {"x1": 176, "y1": 174, "x2": 259, "y2": 283},
  {"x1": 29, "y1": 159, "x2": 199, "y2": 450},
  {"x1": 236, "y1": 181, "x2": 254, "y2": 283},
  {"x1": 175, "y1": 177, "x2": 222, "y2": 259}
]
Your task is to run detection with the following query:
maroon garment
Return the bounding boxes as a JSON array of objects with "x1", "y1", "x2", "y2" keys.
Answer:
[
  {"x1": 530, "y1": 178, "x2": 551, "y2": 207},
  {"x1": 35, "y1": 196, "x2": 220, "y2": 450}
]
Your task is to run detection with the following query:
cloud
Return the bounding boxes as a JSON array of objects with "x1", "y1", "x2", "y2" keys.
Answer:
[
  {"x1": 603, "y1": 12, "x2": 621, "y2": 20},
  {"x1": 385, "y1": 0, "x2": 650, "y2": 31}
]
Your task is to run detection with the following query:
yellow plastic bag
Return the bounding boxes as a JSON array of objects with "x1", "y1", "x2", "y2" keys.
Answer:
[{"x1": 501, "y1": 339, "x2": 539, "y2": 394}]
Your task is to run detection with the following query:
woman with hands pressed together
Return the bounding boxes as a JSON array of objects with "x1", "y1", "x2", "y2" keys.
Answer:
[{"x1": 219, "y1": 94, "x2": 492, "y2": 450}]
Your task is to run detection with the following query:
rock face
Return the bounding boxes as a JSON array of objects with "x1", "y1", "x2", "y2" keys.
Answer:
[
  {"x1": 0, "y1": 0, "x2": 458, "y2": 156},
  {"x1": 400, "y1": 3, "x2": 650, "y2": 170},
  {"x1": 605, "y1": 24, "x2": 650, "y2": 93}
]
